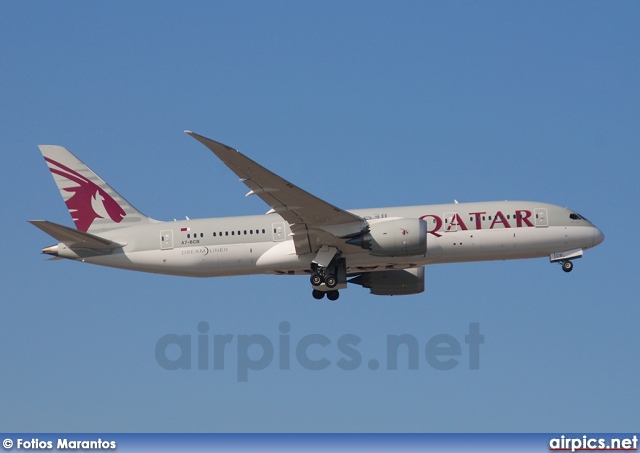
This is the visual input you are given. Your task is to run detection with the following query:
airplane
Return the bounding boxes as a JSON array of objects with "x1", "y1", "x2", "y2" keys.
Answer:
[{"x1": 30, "y1": 131, "x2": 605, "y2": 300}]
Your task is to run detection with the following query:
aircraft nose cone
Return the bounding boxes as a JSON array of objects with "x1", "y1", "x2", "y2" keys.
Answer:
[{"x1": 593, "y1": 227, "x2": 605, "y2": 247}]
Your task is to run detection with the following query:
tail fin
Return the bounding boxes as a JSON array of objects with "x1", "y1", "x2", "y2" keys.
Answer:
[{"x1": 39, "y1": 145, "x2": 153, "y2": 233}]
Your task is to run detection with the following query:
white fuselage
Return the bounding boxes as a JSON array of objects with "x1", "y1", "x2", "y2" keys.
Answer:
[{"x1": 62, "y1": 200, "x2": 603, "y2": 278}]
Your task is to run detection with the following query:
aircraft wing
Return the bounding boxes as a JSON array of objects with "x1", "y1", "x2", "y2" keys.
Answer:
[{"x1": 186, "y1": 131, "x2": 364, "y2": 254}]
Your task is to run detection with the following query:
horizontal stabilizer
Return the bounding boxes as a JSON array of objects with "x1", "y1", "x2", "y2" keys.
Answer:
[{"x1": 28, "y1": 220, "x2": 125, "y2": 250}]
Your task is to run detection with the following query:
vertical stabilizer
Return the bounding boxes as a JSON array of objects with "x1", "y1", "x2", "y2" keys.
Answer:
[{"x1": 39, "y1": 145, "x2": 153, "y2": 233}]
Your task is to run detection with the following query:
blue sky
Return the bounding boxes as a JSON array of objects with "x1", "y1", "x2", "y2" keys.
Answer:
[{"x1": 1, "y1": 1, "x2": 638, "y2": 432}]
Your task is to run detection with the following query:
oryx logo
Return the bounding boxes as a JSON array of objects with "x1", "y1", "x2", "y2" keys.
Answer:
[
  {"x1": 45, "y1": 157, "x2": 126, "y2": 232},
  {"x1": 400, "y1": 228, "x2": 409, "y2": 236}
]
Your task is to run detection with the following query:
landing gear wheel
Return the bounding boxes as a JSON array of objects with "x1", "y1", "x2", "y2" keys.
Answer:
[
  {"x1": 312, "y1": 289, "x2": 325, "y2": 300},
  {"x1": 310, "y1": 273, "x2": 324, "y2": 286},
  {"x1": 562, "y1": 261, "x2": 573, "y2": 273},
  {"x1": 326, "y1": 290, "x2": 340, "y2": 301},
  {"x1": 324, "y1": 275, "x2": 337, "y2": 288}
]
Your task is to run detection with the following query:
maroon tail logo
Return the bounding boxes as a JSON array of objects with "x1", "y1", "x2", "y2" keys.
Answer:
[{"x1": 45, "y1": 157, "x2": 126, "y2": 232}]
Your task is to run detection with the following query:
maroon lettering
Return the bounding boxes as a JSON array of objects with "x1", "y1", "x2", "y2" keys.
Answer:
[
  {"x1": 449, "y1": 213, "x2": 468, "y2": 231},
  {"x1": 490, "y1": 211, "x2": 511, "y2": 229},
  {"x1": 420, "y1": 214, "x2": 443, "y2": 237},
  {"x1": 469, "y1": 211, "x2": 486, "y2": 230},
  {"x1": 515, "y1": 210, "x2": 534, "y2": 227},
  {"x1": 420, "y1": 208, "x2": 533, "y2": 236}
]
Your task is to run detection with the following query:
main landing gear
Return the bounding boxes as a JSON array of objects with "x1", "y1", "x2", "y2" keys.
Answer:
[
  {"x1": 310, "y1": 256, "x2": 346, "y2": 301},
  {"x1": 312, "y1": 289, "x2": 340, "y2": 301},
  {"x1": 310, "y1": 271, "x2": 338, "y2": 288}
]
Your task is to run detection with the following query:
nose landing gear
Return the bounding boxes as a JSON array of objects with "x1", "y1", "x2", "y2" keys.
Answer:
[
  {"x1": 561, "y1": 260, "x2": 574, "y2": 273},
  {"x1": 550, "y1": 249, "x2": 582, "y2": 273}
]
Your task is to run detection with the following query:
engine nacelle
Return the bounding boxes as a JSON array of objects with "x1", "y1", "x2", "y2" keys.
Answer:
[
  {"x1": 346, "y1": 218, "x2": 427, "y2": 257},
  {"x1": 348, "y1": 267, "x2": 425, "y2": 296}
]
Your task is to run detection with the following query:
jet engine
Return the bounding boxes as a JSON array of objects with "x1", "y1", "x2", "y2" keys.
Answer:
[{"x1": 346, "y1": 218, "x2": 427, "y2": 257}]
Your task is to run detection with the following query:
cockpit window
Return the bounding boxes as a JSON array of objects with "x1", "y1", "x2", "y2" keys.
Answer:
[{"x1": 570, "y1": 212, "x2": 590, "y2": 221}]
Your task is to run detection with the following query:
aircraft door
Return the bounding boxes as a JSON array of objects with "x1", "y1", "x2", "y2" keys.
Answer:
[
  {"x1": 272, "y1": 222, "x2": 286, "y2": 241},
  {"x1": 161, "y1": 230, "x2": 174, "y2": 250},
  {"x1": 534, "y1": 208, "x2": 548, "y2": 227}
]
